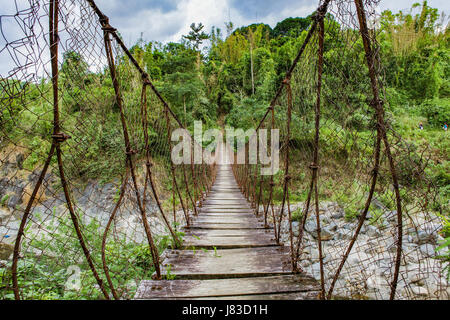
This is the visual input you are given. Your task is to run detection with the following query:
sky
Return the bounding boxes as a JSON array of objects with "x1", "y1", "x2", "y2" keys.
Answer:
[
  {"x1": 91, "y1": 0, "x2": 450, "y2": 47},
  {"x1": 0, "y1": 0, "x2": 449, "y2": 77}
]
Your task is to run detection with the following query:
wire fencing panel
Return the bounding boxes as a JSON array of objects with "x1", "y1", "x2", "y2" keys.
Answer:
[
  {"x1": 233, "y1": 0, "x2": 448, "y2": 300},
  {"x1": 0, "y1": 0, "x2": 212, "y2": 300}
]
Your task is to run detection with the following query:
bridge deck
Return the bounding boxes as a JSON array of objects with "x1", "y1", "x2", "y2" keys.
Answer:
[{"x1": 135, "y1": 165, "x2": 320, "y2": 300}]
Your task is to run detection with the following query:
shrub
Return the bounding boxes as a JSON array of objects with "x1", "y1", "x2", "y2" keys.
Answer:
[{"x1": 419, "y1": 98, "x2": 450, "y2": 127}]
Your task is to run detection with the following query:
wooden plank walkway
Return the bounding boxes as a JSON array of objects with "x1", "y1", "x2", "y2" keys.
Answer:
[{"x1": 135, "y1": 165, "x2": 320, "y2": 300}]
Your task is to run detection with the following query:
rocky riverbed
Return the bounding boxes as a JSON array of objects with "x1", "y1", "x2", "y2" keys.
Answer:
[
  {"x1": 0, "y1": 175, "x2": 187, "y2": 263},
  {"x1": 1, "y1": 155, "x2": 448, "y2": 300},
  {"x1": 272, "y1": 201, "x2": 449, "y2": 300}
]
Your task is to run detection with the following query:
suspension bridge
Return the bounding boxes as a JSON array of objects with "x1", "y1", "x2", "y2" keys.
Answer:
[
  {"x1": 136, "y1": 164, "x2": 320, "y2": 300},
  {"x1": 0, "y1": 0, "x2": 447, "y2": 301}
]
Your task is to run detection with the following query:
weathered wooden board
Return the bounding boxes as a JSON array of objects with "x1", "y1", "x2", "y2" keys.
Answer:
[
  {"x1": 158, "y1": 246, "x2": 291, "y2": 279},
  {"x1": 202, "y1": 195, "x2": 243, "y2": 198},
  {"x1": 135, "y1": 275, "x2": 319, "y2": 299},
  {"x1": 202, "y1": 200, "x2": 248, "y2": 205},
  {"x1": 135, "y1": 164, "x2": 320, "y2": 300},
  {"x1": 182, "y1": 229, "x2": 276, "y2": 248},
  {"x1": 200, "y1": 207, "x2": 251, "y2": 211},
  {"x1": 187, "y1": 223, "x2": 266, "y2": 230},
  {"x1": 191, "y1": 217, "x2": 258, "y2": 224},
  {"x1": 211, "y1": 186, "x2": 241, "y2": 189},
  {"x1": 197, "y1": 212, "x2": 255, "y2": 217},
  {"x1": 195, "y1": 215, "x2": 256, "y2": 220},
  {"x1": 206, "y1": 191, "x2": 243, "y2": 195},
  {"x1": 199, "y1": 207, "x2": 254, "y2": 212},
  {"x1": 187, "y1": 292, "x2": 320, "y2": 300},
  {"x1": 183, "y1": 229, "x2": 273, "y2": 237},
  {"x1": 182, "y1": 238, "x2": 276, "y2": 249}
]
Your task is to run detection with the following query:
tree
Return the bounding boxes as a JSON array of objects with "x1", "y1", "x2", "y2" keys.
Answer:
[
  {"x1": 272, "y1": 16, "x2": 312, "y2": 38},
  {"x1": 183, "y1": 23, "x2": 209, "y2": 50}
]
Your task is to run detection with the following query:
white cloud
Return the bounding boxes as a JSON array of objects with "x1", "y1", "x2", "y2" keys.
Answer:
[{"x1": 0, "y1": 0, "x2": 449, "y2": 77}]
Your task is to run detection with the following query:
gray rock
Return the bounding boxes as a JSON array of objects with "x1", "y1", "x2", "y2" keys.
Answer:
[
  {"x1": 366, "y1": 225, "x2": 382, "y2": 237},
  {"x1": 364, "y1": 211, "x2": 374, "y2": 220},
  {"x1": 16, "y1": 153, "x2": 24, "y2": 169},
  {"x1": 327, "y1": 221, "x2": 338, "y2": 232},
  {"x1": 411, "y1": 286, "x2": 428, "y2": 296},
  {"x1": 0, "y1": 208, "x2": 13, "y2": 224},
  {"x1": 408, "y1": 273, "x2": 426, "y2": 286},
  {"x1": 387, "y1": 241, "x2": 409, "y2": 254},
  {"x1": 309, "y1": 262, "x2": 324, "y2": 281},
  {"x1": 415, "y1": 229, "x2": 437, "y2": 245},
  {"x1": 7, "y1": 194, "x2": 22, "y2": 209},
  {"x1": 403, "y1": 248, "x2": 421, "y2": 264},
  {"x1": 0, "y1": 243, "x2": 14, "y2": 260},
  {"x1": 419, "y1": 244, "x2": 437, "y2": 257},
  {"x1": 343, "y1": 222, "x2": 357, "y2": 230},
  {"x1": 385, "y1": 210, "x2": 397, "y2": 223},
  {"x1": 331, "y1": 211, "x2": 344, "y2": 219},
  {"x1": 305, "y1": 219, "x2": 334, "y2": 241},
  {"x1": 334, "y1": 229, "x2": 352, "y2": 240},
  {"x1": 366, "y1": 274, "x2": 390, "y2": 290},
  {"x1": 305, "y1": 219, "x2": 317, "y2": 233},
  {"x1": 371, "y1": 198, "x2": 387, "y2": 211},
  {"x1": 360, "y1": 225, "x2": 367, "y2": 234}
]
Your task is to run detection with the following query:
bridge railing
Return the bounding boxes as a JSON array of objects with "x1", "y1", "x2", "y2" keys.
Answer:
[
  {"x1": 0, "y1": 0, "x2": 214, "y2": 300},
  {"x1": 232, "y1": 0, "x2": 447, "y2": 300}
]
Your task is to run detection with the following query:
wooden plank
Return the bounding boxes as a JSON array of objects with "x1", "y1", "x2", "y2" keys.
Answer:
[
  {"x1": 135, "y1": 275, "x2": 319, "y2": 299},
  {"x1": 206, "y1": 191, "x2": 243, "y2": 195},
  {"x1": 182, "y1": 232, "x2": 276, "y2": 249},
  {"x1": 182, "y1": 239, "x2": 276, "y2": 249},
  {"x1": 198, "y1": 211, "x2": 254, "y2": 215},
  {"x1": 187, "y1": 223, "x2": 266, "y2": 229},
  {"x1": 187, "y1": 292, "x2": 319, "y2": 300},
  {"x1": 191, "y1": 217, "x2": 258, "y2": 224},
  {"x1": 203, "y1": 198, "x2": 245, "y2": 201},
  {"x1": 202, "y1": 200, "x2": 248, "y2": 204},
  {"x1": 184, "y1": 229, "x2": 273, "y2": 237},
  {"x1": 158, "y1": 246, "x2": 291, "y2": 279},
  {"x1": 196, "y1": 214, "x2": 256, "y2": 219},
  {"x1": 200, "y1": 207, "x2": 254, "y2": 211},
  {"x1": 134, "y1": 164, "x2": 321, "y2": 300}
]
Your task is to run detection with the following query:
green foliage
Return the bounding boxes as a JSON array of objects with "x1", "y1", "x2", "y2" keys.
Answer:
[
  {"x1": 164, "y1": 264, "x2": 176, "y2": 280},
  {"x1": 419, "y1": 98, "x2": 450, "y2": 127},
  {"x1": 0, "y1": 210, "x2": 177, "y2": 300},
  {"x1": 436, "y1": 214, "x2": 450, "y2": 280},
  {"x1": 183, "y1": 23, "x2": 209, "y2": 50},
  {"x1": 272, "y1": 17, "x2": 312, "y2": 38},
  {"x1": 0, "y1": 194, "x2": 10, "y2": 206}
]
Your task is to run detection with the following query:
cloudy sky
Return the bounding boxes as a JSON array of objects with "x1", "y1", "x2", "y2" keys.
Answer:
[
  {"x1": 92, "y1": 0, "x2": 450, "y2": 46},
  {"x1": 0, "y1": 0, "x2": 448, "y2": 77}
]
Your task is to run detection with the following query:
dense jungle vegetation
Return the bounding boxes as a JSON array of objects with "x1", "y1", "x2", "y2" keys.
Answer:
[
  {"x1": 1, "y1": 1, "x2": 448, "y2": 220},
  {"x1": 144, "y1": 1, "x2": 449, "y2": 205}
]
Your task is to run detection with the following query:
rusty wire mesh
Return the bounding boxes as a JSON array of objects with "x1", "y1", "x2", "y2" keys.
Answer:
[
  {"x1": 0, "y1": 0, "x2": 214, "y2": 300},
  {"x1": 232, "y1": 0, "x2": 449, "y2": 300}
]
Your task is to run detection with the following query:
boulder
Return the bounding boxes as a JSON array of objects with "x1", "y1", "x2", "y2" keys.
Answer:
[
  {"x1": 0, "y1": 243, "x2": 14, "y2": 260},
  {"x1": 385, "y1": 210, "x2": 398, "y2": 223},
  {"x1": 366, "y1": 225, "x2": 382, "y2": 237},
  {"x1": 411, "y1": 286, "x2": 428, "y2": 297},
  {"x1": 0, "y1": 208, "x2": 13, "y2": 224},
  {"x1": 408, "y1": 273, "x2": 426, "y2": 286},
  {"x1": 334, "y1": 229, "x2": 352, "y2": 240},
  {"x1": 419, "y1": 243, "x2": 437, "y2": 258},
  {"x1": 331, "y1": 211, "x2": 344, "y2": 219}
]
